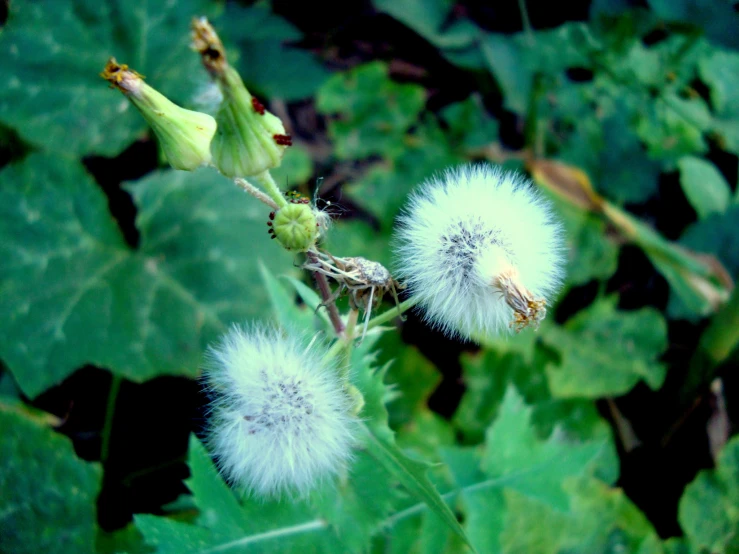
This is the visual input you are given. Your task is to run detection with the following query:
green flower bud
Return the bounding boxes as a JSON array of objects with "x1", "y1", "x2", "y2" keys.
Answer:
[
  {"x1": 101, "y1": 59, "x2": 216, "y2": 171},
  {"x1": 269, "y1": 202, "x2": 318, "y2": 252},
  {"x1": 192, "y1": 18, "x2": 290, "y2": 178}
]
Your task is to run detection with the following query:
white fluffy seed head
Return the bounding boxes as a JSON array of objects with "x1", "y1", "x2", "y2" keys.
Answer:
[
  {"x1": 203, "y1": 324, "x2": 356, "y2": 498},
  {"x1": 394, "y1": 163, "x2": 566, "y2": 339}
]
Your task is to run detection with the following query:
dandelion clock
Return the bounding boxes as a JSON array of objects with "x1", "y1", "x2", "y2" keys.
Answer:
[{"x1": 395, "y1": 164, "x2": 565, "y2": 340}]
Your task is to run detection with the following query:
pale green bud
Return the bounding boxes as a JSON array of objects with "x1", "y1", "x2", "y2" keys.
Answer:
[
  {"x1": 191, "y1": 18, "x2": 290, "y2": 178},
  {"x1": 270, "y1": 202, "x2": 318, "y2": 252},
  {"x1": 101, "y1": 59, "x2": 216, "y2": 171}
]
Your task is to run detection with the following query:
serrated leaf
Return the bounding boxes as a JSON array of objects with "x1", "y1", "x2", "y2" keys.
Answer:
[
  {"x1": 542, "y1": 297, "x2": 668, "y2": 398},
  {"x1": 316, "y1": 62, "x2": 426, "y2": 160},
  {"x1": 0, "y1": 401, "x2": 102, "y2": 554},
  {"x1": 350, "y1": 342, "x2": 474, "y2": 551},
  {"x1": 0, "y1": 155, "x2": 291, "y2": 397},
  {"x1": 137, "y1": 437, "x2": 345, "y2": 553},
  {"x1": 0, "y1": 0, "x2": 218, "y2": 156},
  {"x1": 678, "y1": 435, "x2": 739, "y2": 553},
  {"x1": 678, "y1": 156, "x2": 731, "y2": 218},
  {"x1": 500, "y1": 477, "x2": 662, "y2": 553},
  {"x1": 443, "y1": 387, "x2": 617, "y2": 553}
]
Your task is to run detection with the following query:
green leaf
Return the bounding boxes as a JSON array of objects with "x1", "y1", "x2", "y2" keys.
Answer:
[
  {"x1": 137, "y1": 436, "x2": 345, "y2": 553},
  {"x1": 480, "y1": 34, "x2": 530, "y2": 115},
  {"x1": 0, "y1": 0, "x2": 218, "y2": 156},
  {"x1": 500, "y1": 477, "x2": 662, "y2": 553},
  {"x1": 0, "y1": 155, "x2": 291, "y2": 397},
  {"x1": 316, "y1": 62, "x2": 426, "y2": 160},
  {"x1": 542, "y1": 297, "x2": 668, "y2": 398},
  {"x1": 678, "y1": 156, "x2": 731, "y2": 218},
  {"x1": 678, "y1": 435, "x2": 739, "y2": 553},
  {"x1": 350, "y1": 342, "x2": 475, "y2": 551},
  {"x1": 445, "y1": 387, "x2": 617, "y2": 553},
  {"x1": 546, "y1": 193, "x2": 620, "y2": 286},
  {"x1": 374, "y1": 332, "x2": 441, "y2": 428},
  {"x1": 699, "y1": 48, "x2": 739, "y2": 153},
  {"x1": 217, "y1": 3, "x2": 331, "y2": 101},
  {"x1": 678, "y1": 205, "x2": 739, "y2": 277},
  {"x1": 647, "y1": 0, "x2": 739, "y2": 50},
  {"x1": 439, "y1": 96, "x2": 500, "y2": 151},
  {"x1": 270, "y1": 144, "x2": 315, "y2": 189},
  {"x1": 0, "y1": 401, "x2": 102, "y2": 554}
]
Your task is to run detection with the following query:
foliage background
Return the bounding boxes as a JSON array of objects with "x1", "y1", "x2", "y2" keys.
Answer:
[{"x1": 1, "y1": 0, "x2": 739, "y2": 552}]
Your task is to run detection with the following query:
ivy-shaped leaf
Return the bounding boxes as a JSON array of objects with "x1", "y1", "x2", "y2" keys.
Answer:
[
  {"x1": 0, "y1": 401, "x2": 102, "y2": 554},
  {"x1": 0, "y1": 0, "x2": 219, "y2": 156},
  {"x1": 542, "y1": 297, "x2": 668, "y2": 398},
  {"x1": 0, "y1": 155, "x2": 291, "y2": 397},
  {"x1": 316, "y1": 62, "x2": 426, "y2": 160}
]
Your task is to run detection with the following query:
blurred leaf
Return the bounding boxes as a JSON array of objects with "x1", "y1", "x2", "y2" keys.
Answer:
[
  {"x1": 699, "y1": 48, "x2": 739, "y2": 153},
  {"x1": 96, "y1": 525, "x2": 152, "y2": 554},
  {"x1": 0, "y1": 402, "x2": 102, "y2": 554},
  {"x1": 678, "y1": 435, "x2": 739, "y2": 553},
  {"x1": 668, "y1": 205, "x2": 739, "y2": 319},
  {"x1": 0, "y1": 155, "x2": 291, "y2": 397},
  {"x1": 542, "y1": 297, "x2": 668, "y2": 398},
  {"x1": 678, "y1": 205, "x2": 739, "y2": 277},
  {"x1": 137, "y1": 436, "x2": 346, "y2": 553},
  {"x1": 316, "y1": 62, "x2": 426, "y2": 160},
  {"x1": 480, "y1": 34, "x2": 530, "y2": 114},
  {"x1": 547, "y1": 193, "x2": 620, "y2": 286},
  {"x1": 439, "y1": 96, "x2": 500, "y2": 151},
  {"x1": 636, "y1": 94, "x2": 712, "y2": 160},
  {"x1": 347, "y1": 118, "x2": 461, "y2": 228},
  {"x1": 501, "y1": 477, "x2": 662, "y2": 553},
  {"x1": 445, "y1": 387, "x2": 617, "y2": 553},
  {"x1": 271, "y1": 143, "x2": 315, "y2": 189},
  {"x1": 678, "y1": 156, "x2": 731, "y2": 218},
  {"x1": 0, "y1": 0, "x2": 218, "y2": 157},
  {"x1": 647, "y1": 0, "x2": 739, "y2": 50},
  {"x1": 375, "y1": 332, "x2": 441, "y2": 427},
  {"x1": 374, "y1": 0, "x2": 476, "y2": 50}
]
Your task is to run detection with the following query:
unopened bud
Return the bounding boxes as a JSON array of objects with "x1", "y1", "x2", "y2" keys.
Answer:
[
  {"x1": 101, "y1": 59, "x2": 216, "y2": 171},
  {"x1": 191, "y1": 18, "x2": 290, "y2": 178},
  {"x1": 270, "y1": 202, "x2": 318, "y2": 252}
]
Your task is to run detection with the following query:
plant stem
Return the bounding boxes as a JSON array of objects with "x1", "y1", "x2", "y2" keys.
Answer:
[
  {"x1": 233, "y1": 177, "x2": 279, "y2": 210},
  {"x1": 307, "y1": 251, "x2": 345, "y2": 338},
  {"x1": 101, "y1": 374, "x2": 122, "y2": 463},
  {"x1": 251, "y1": 170, "x2": 288, "y2": 209},
  {"x1": 366, "y1": 296, "x2": 420, "y2": 332}
]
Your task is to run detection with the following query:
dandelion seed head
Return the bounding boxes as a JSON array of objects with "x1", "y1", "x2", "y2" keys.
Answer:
[
  {"x1": 395, "y1": 163, "x2": 565, "y2": 339},
  {"x1": 204, "y1": 324, "x2": 355, "y2": 498}
]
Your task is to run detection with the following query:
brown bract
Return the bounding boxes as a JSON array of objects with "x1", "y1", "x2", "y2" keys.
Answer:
[{"x1": 191, "y1": 17, "x2": 228, "y2": 76}]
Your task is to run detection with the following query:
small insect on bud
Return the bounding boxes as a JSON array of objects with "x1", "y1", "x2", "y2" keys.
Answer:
[
  {"x1": 272, "y1": 201, "x2": 319, "y2": 252},
  {"x1": 100, "y1": 58, "x2": 216, "y2": 171},
  {"x1": 191, "y1": 18, "x2": 290, "y2": 178},
  {"x1": 204, "y1": 324, "x2": 356, "y2": 498},
  {"x1": 394, "y1": 164, "x2": 565, "y2": 339}
]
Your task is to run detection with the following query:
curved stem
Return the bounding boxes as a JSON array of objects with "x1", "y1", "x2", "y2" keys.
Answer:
[
  {"x1": 251, "y1": 170, "x2": 288, "y2": 209},
  {"x1": 366, "y1": 296, "x2": 420, "y2": 332}
]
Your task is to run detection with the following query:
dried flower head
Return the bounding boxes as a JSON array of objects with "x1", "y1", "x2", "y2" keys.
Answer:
[
  {"x1": 395, "y1": 164, "x2": 565, "y2": 339},
  {"x1": 204, "y1": 324, "x2": 356, "y2": 498}
]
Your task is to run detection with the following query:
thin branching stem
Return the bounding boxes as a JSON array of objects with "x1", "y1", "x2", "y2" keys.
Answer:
[{"x1": 233, "y1": 177, "x2": 279, "y2": 210}]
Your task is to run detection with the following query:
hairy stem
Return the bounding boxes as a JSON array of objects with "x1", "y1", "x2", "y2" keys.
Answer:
[
  {"x1": 307, "y1": 251, "x2": 345, "y2": 338},
  {"x1": 233, "y1": 177, "x2": 279, "y2": 210},
  {"x1": 251, "y1": 170, "x2": 288, "y2": 209}
]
